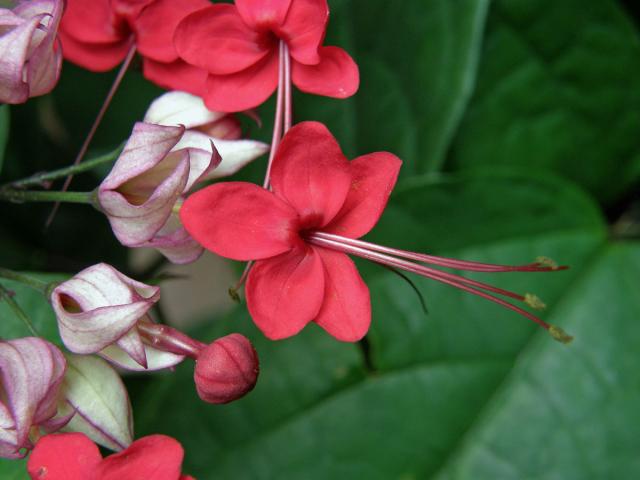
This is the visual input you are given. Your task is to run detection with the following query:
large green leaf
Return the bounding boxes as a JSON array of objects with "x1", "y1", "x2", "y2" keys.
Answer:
[
  {"x1": 296, "y1": 0, "x2": 489, "y2": 175},
  {"x1": 134, "y1": 172, "x2": 639, "y2": 479},
  {"x1": 449, "y1": 0, "x2": 640, "y2": 204},
  {"x1": 0, "y1": 458, "x2": 27, "y2": 479},
  {"x1": 0, "y1": 104, "x2": 8, "y2": 175},
  {"x1": 0, "y1": 275, "x2": 64, "y2": 345}
]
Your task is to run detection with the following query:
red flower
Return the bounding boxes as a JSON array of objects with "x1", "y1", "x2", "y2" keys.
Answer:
[
  {"x1": 181, "y1": 121, "x2": 401, "y2": 341},
  {"x1": 27, "y1": 432, "x2": 194, "y2": 480},
  {"x1": 174, "y1": 0, "x2": 360, "y2": 112},
  {"x1": 181, "y1": 121, "x2": 574, "y2": 344},
  {"x1": 59, "y1": 0, "x2": 210, "y2": 95}
]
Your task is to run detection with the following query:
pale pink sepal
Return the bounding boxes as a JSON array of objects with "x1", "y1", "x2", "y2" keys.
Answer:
[
  {"x1": 175, "y1": 130, "x2": 269, "y2": 180},
  {"x1": 144, "y1": 90, "x2": 227, "y2": 129},
  {"x1": 0, "y1": 0, "x2": 63, "y2": 104},
  {"x1": 145, "y1": 91, "x2": 269, "y2": 179},
  {"x1": 50, "y1": 264, "x2": 160, "y2": 367},
  {"x1": 100, "y1": 344, "x2": 184, "y2": 372},
  {"x1": 59, "y1": 354, "x2": 133, "y2": 451},
  {"x1": 98, "y1": 122, "x2": 220, "y2": 248},
  {"x1": 0, "y1": 338, "x2": 66, "y2": 459},
  {"x1": 136, "y1": 211, "x2": 204, "y2": 265}
]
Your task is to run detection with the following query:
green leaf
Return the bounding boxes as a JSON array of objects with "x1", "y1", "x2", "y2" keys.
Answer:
[
  {"x1": 450, "y1": 0, "x2": 640, "y2": 204},
  {"x1": 0, "y1": 274, "x2": 64, "y2": 345},
  {"x1": 135, "y1": 173, "x2": 640, "y2": 478},
  {"x1": 0, "y1": 104, "x2": 9, "y2": 175},
  {"x1": 0, "y1": 458, "x2": 27, "y2": 479},
  {"x1": 297, "y1": 0, "x2": 490, "y2": 175}
]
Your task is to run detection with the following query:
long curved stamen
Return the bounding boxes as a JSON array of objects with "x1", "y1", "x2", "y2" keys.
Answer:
[
  {"x1": 262, "y1": 40, "x2": 287, "y2": 189},
  {"x1": 306, "y1": 232, "x2": 567, "y2": 335},
  {"x1": 311, "y1": 232, "x2": 566, "y2": 272}
]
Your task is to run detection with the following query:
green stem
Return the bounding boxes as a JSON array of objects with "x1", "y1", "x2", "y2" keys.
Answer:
[
  {"x1": 0, "y1": 267, "x2": 49, "y2": 294},
  {"x1": 6, "y1": 144, "x2": 123, "y2": 189},
  {"x1": 0, "y1": 284, "x2": 40, "y2": 336},
  {"x1": 0, "y1": 189, "x2": 96, "y2": 205}
]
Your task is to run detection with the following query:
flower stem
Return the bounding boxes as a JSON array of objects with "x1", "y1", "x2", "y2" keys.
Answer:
[
  {"x1": 6, "y1": 143, "x2": 124, "y2": 189},
  {"x1": 262, "y1": 40, "x2": 287, "y2": 189},
  {"x1": 0, "y1": 284, "x2": 39, "y2": 336},
  {"x1": 45, "y1": 42, "x2": 137, "y2": 229},
  {"x1": 0, "y1": 189, "x2": 96, "y2": 205},
  {"x1": 0, "y1": 267, "x2": 49, "y2": 294},
  {"x1": 283, "y1": 43, "x2": 292, "y2": 134}
]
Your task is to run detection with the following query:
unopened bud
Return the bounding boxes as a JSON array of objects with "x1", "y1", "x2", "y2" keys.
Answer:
[{"x1": 194, "y1": 334, "x2": 259, "y2": 404}]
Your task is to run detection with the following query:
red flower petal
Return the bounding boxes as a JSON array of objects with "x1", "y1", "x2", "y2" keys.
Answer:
[
  {"x1": 60, "y1": 0, "x2": 127, "y2": 44},
  {"x1": 181, "y1": 182, "x2": 299, "y2": 261},
  {"x1": 314, "y1": 247, "x2": 371, "y2": 341},
  {"x1": 280, "y1": 0, "x2": 328, "y2": 65},
  {"x1": 292, "y1": 46, "x2": 359, "y2": 98},
  {"x1": 135, "y1": 0, "x2": 211, "y2": 63},
  {"x1": 236, "y1": 0, "x2": 292, "y2": 30},
  {"x1": 175, "y1": 4, "x2": 271, "y2": 75},
  {"x1": 246, "y1": 246, "x2": 325, "y2": 339},
  {"x1": 27, "y1": 433, "x2": 102, "y2": 480},
  {"x1": 97, "y1": 435, "x2": 184, "y2": 480},
  {"x1": 58, "y1": 31, "x2": 131, "y2": 72},
  {"x1": 203, "y1": 50, "x2": 279, "y2": 112},
  {"x1": 271, "y1": 121, "x2": 351, "y2": 228},
  {"x1": 324, "y1": 152, "x2": 402, "y2": 238},
  {"x1": 142, "y1": 58, "x2": 208, "y2": 97}
]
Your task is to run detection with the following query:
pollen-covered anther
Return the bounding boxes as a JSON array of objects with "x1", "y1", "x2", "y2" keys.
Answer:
[
  {"x1": 549, "y1": 324, "x2": 574, "y2": 344},
  {"x1": 524, "y1": 293, "x2": 547, "y2": 311},
  {"x1": 535, "y1": 256, "x2": 560, "y2": 270}
]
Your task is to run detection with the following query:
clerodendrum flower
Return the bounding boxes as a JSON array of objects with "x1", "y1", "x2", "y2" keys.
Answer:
[
  {"x1": 174, "y1": 0, "x2": 359, "y2": 112},
  {"x1": 50, "y1": 263, "x2": 187, "y2": 371},
  {"x1": 27, "y1": 432, "x2": 194, "y2": 480},
  {"x1": 98, "y1": 122, "x2": 221, "y2": 264},
  {"x1": 0, "y1": 0, "x2": 64, "y2": 104},
  {"x1": 181, "y1": 121, "x2": 573, "y2": 343},
  {"x1": 58, "y1": 0, "x2": 210, "y2": 94},
  {"x1": 0, "y1": 338, "x2": 69, "y2": 459}
]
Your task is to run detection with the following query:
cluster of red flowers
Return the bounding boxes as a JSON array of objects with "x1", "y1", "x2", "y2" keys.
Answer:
[
  {"x1": 1, "y1": 0, "x2": 571, "y2": 477},
  {"x1": 60, "y1": 0, "x2": 358, "y2": 111}
]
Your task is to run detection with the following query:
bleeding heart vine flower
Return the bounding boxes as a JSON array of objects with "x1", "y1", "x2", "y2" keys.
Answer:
[
  {"x1": 144, "y1": 91, "x2": 270, "y2": 180},
  {"x1": 0, "y1": 337, "x2": 70, "y2": 459},
  {"x1": 50, "y1": 263, "x2": 187, "y2": 371},
  {"x1": 0, "y1": 0, "x2": 64, "y2": 104},
  {"x1": 174, "y1": 0, "x2": 359, "y2": 112},
  {"x1": 180, "y1": 121, "x2": 573, "y2": 343},
  {"x1": 98, "y1": 122, "x2": 221, "y2": 264},
  {"x1": 27, "y1": 432, "x2": 195, "y2": 480},
  {"x1": 58, "y1": 0, "x2": 210, "y2": 95}
]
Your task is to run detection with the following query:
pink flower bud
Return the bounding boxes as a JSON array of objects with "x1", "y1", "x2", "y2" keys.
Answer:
[
  {"x1": 50, "y1": 263, "x2": 184, "y2": 371},
  {"x1": 0, "y1": 337, "x2": 69, "y2": 459},
  {"x1": 194, "y1": 334, "x2": 259, "y2": 404},
  {"x1": 0, "y1": 0, "x2": 64, "y2": 104},
  {"x1": 144, "y1": 91, "x2": 269, "y2": 179},
  {"x1": 98, "y1": 122, "x2": 221, "y2": 264}
]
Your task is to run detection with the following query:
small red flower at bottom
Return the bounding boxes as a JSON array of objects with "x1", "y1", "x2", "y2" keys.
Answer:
[
  {"x1": 27, "y1": 432, "x2": 194, "y2": 480},
  {"x1": 181, "y1": 121, "x2": 573, "y2": 344}
]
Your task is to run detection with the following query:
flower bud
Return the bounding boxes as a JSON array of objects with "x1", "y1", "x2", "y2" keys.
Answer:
[
  {"x1": 50, "y1": 263, "x2": 184, "y2": 371},
  {"x1": 98, "y1": 122, "x2": 221, "y2": 264},
  {"x1": 0, "y1": 337, "x2": 69, "y2": 458},
  {"x1": 194, "y1": 334, "x2": 259, "y2": 404},
  {"x1": 144, "y1": 91, "x2": 269, "y2": 179},
  {"x1": 0, "y1": 0, "x2": 64, "y2": 104}
]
